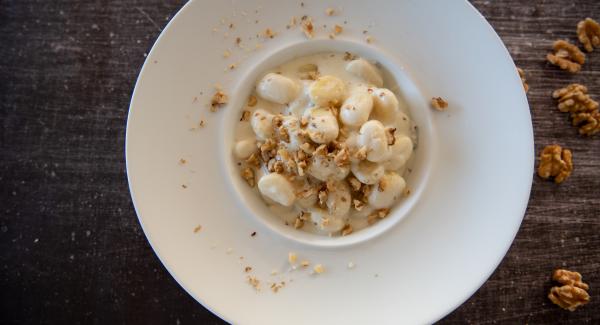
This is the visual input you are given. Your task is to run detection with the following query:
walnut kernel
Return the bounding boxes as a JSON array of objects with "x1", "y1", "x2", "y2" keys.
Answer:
[
  {"x1": 537, "y1": 145, "x2": 573, "y2": 184},
  {"x1": 431, "y1": 97, "x2": 448, "y2": 111},
  {"x1": 546, "y1": 40, "x2": 585, "y2": 73},
  {"x1": 548, "y1": 269, "x2": 590, "y2": 311},
  {"x1": 577, "y1": 18, "x2": 600, "y2": 52},
  {"x1": 241, "y1": 167, "x2": 255, "y2": 187}
]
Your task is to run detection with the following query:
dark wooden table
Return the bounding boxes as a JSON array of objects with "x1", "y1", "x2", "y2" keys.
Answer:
[{"x1": 1, "y1": 0, "x2": 598, "y2": 323}]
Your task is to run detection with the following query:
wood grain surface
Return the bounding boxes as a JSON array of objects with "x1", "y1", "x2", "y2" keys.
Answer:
[{"x1": 1, "y1": 0, "x2": 598, "y2": 324}]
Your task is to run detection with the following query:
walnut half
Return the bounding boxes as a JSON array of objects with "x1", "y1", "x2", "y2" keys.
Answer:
[
  {"x1": 537, "y1": 145, "x2": 573, "y2": 184},
  {"x1": 546, "y1": 40, "x2": 586, "y2": 73},
  {"x1": 577, "y1": 18, "x2": 600, "y2": 52},
  {"x1": 548, "y1": 269, "x2": 590, "y2": 311}
]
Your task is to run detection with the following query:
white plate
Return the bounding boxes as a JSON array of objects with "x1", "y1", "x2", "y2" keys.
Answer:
[{"x1": 126, "y1": 0, "x2": 534, "y2": 324}]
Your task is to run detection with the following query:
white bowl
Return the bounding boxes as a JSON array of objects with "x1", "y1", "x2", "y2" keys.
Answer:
[
  {"x1": 222, "y1": 39, "x2": 434, "y2": 248},
  {"x1": 126, "y1": 1, "x2": 533, "y2": 324}
]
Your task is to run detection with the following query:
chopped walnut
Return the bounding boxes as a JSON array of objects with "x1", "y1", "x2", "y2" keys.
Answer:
[
  {"x1": 341, "y1": 224, "x2": 353, "y2": 236},
  {"x1": 193, "y1": 225, "x2": 202, "y2": 233},
  {"x1": 244, "y1": 266, "x2": 252, "y2": 273},
  {"x1": 431, "y1": 97, "x2": 448, "y2": 111},
  {"x1": 223, "y1": 50, "x2": 231, "y2": 58},
  {"x1": 367, "y1": 208, "x2": 390, "y2": 225},
  {"x1": 247, "y1": 95, "x2": 258, "y2": 107},
  {"x1": 210, "y1": 90, "x2": 228, "y2": 111},
  {"x1": 517, "y1": 67, "x2": 529, "y2": 93},
  {"x1": 264, "y1": 28, "x2": 276, "y2": 39},
  {"x1": 348, "y1": 176, "x2": 362, "y2": 192},
  {"x1": 385, "y1": 127, "x2": 396, "y2": 145},
  {"x1": 537, "y1": 145, "x2": 573, "y2": 184},
  {"x1": 298, "y1": 63, "x2": 319, "y2": 80},
  {"x1": 270, "y1": 282, "x2": 285, "y2": 293},
  {"x1": 318, "y1": 189, "x2": 328, "y2": 205},
  {"x1": 378, "y1": 178, "x2": 388, "y2": 192},
  {"x1": 548, "y1": 269, "x2": 590, "y2": 311},
  {"x1": 325, "y1": 8, "x2": 335, "y2": 16},
  {"x1": 247, "y1": 276, "x2": 260, "y2": 291},
  {"x1": 343, "y1": 52, "x2": 357, "y2": 61},
  {"x1": 353, "y1": 199, "x2": 365, "y2": 211},
  {"x1": 240, "y1": 110, "x2": 251, "y2": 121},
  {"x1": 577, "y1": 18, "x2": 600, "y2": 52},
  {"x1": 334, "y1": 148, "x2": 350, "y2": 167},
  {"x1": 313, "y1": 264, "x2": 325, "y2": 274},
  {"x1": 354, "y1": 146, "x2": 368, "y2": 161},
  {"x1": 241, "y1": 167, "x2": 256, "y2": 187},
  {"x1": 300, "y1": 260, "x2": 310, "y2": 267},
  {"x1": 288, "y1": 252, "x2": 297, "y2": 264},
  {"x1": 301, "y1": 17, "x2": 314, "y2": 38},
  {"x1": 245, "y1": 153, "x2": 260, "y2": 167},
  {"x1": 293, "y1": 216, "x2": 304, "y2": 229},
  {"x1": 546, "y1": 40, "x2": 585, "y2": 73}
]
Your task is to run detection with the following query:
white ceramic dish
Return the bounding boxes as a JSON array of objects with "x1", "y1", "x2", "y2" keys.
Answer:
[{"x1": 126, "y1": 1, "x2": 533, "y2": 324}]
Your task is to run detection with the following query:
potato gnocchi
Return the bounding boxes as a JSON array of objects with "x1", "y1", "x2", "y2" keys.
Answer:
[{"x1": 233, "y1": 52, "x2": 417, "y2": 236}]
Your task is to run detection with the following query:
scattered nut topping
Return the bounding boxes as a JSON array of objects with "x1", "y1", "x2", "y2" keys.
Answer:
[
  {"x1": 241, "y1": 167, "x2": 256, "y2": 187},
  {"x1": 210, "y1": 90, "x2": 228, "y2": 111},
  {"x1": 235, "y1": 37, "x2": 242, "y2": 45},
  {"x1": 341, "y1": 224, "x2": 353, "y2": 236},
  {"x1": 264, "y1": 28, "x2": 276, "y2": 39},
  {"x1": 333, "y1": 24, "x2": 343, "y2": 35},
  {"x1": 244, "y1": 266, "x2": 252, "y2": 273},
  {"x1": 288, "y1": 252, "x2": 297, "y2": 264},
  {"x1": 245, "y1": 153, "x2": 260, "y2": 167},
  {"x1": 178, "y1": 158, "x2": 187, "y2": 165},
  {"x1": 334, "y1": 147, "x2": 350, "y2": 166},
  {"x1": 367, "y1": 208, "x2": 390, "y2": 225},
  {"x1": 517, "y1": 67, "x2": 529, "y2": 93},
  {"x1": 313, "y1": 264, "x2": 325, "y2": 274},
  {"x1": 353, "y1": 199, "x2": 365, "y2": 211},
  {"x1": 343, "y1": 51, "x2": 357, "y2": 61},
  {"x1": 223, "y1": 50, "x2": 231, "y2": 58},
  {"x1": 577, "y1": 18, "x2": 600, "y2": 52},
  {"x1": 552, "y1": 84, "x2": 600, "y2": 136},
  {"x1": 318, "y1": 189, "x2": 328, "y2": 205},
  {"x1": 548, "y1": 269, "x2": 590, "y2": 311},
  {"x1": 247, "y1": 95, "x2": 258, "y2": 107},
  {"x1": 270, "y1": 282, "x2": 285, "y2": 293},
  {"x1": 247, "y1": 276, "x2": 260, "y2": 291},
  {"x1": 240, "y1": 110, "x2": 251, "y2": 122},
  {"x1": 301, "y1": 16, "x2": 314, "y2": 38},
  {"x1": 348, "y1": 177, "x2": 362, "y2": 192},
  {"x1": 354, "y1": 146, "x2": 368, "y2": 161},
  {"x1": 431, "y1": 97, "x2": 448, "y2": 111},
  {"x1": 325, "y1": 8, "x2": 335, "y2": 16},
  {"x1": 228, "y1": 63, "x2": 237, "y2": 70},
  {"x1": 193, "y1": 225, "x2": 202, "y2": 233},
  {"x1": 546, "y1": 40, "x2": 585, "y2": 73},
  {"x1": 300, "y1": 260, "x2": 310, "y2": 267},
  {"x1": 294, "y1": 216, "x2": 304, "y2": 229},
  {"x1": 537, "y1": 144, "x2": 573, "y2": 184},
  {"x1": 181, "y1": 184, "x2": 188, "y2": 189}
]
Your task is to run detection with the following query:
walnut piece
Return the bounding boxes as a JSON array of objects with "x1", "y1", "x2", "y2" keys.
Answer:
[
  {"x1": 240, "y1": 110, "x2": 251, "y2": 122},
  {"x1": 334, "y1": 148, "x2": 350, "y2": 167},
  {"x1": 210, "y1": 90, "x2": 228, "y2": 111},
  {"x1": 430, "y1": 97, "x2": 448, "y2": 111},
  {"x1": 341, "y1": 224, "x2": 353, "y2": 236},
  {"x1": 548, "y1": 269, "x2": 590, "y2": 311},
  {"x1": 552, "y1": 83, "x2": 600, "y2": 136},
  {"x1": 241, "y1": 167, "x2": 255, "y2": 187},
  {"x1": 247, "y1": 95, "x2": 258, "y2": 107},
  {"x1": 517, "y1": 67, "x2": 529, "y2": 93},
  {"x1": 577, "y1": 18, "x2": 600, "y2": 52},
  {"x1": 385, "y1": 127, "x2": 396, "y2": 145},
  {"x1": 301, "y1": 16, "x2": 314, "y2": 38},
  {"x1": 546, "y1": 40, "x2": 585, "y2": 73},
  {"x1": 537, "y1": 145, "x2": 573, "y2": 184}
]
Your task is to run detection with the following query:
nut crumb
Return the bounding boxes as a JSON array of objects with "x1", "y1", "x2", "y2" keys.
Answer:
[
  {"x1": 354, "y1": 146, "x2": 368, "y2": 161},
  {"x1": 341, "y1": 224, "x2": 353, "y2": 236},
  {"x1": 264, "y1": 28, "x2": 276, "y2": 39},
  {"x1": 228, "y1": 63, "x2": 237, "y2": 70},
  {"x1": 546, "y1": 40, "x2": 585, "y2": 73},
  {"x1": 353, "y1": 199, "x2": 365, "y2": 211},
  {"x1": 365, "y1": 36, "x2": 373, "y2": 43},
  {"x1": 288, "y1": 252, "x2": 297, "y2": 264},
  {"x1": 178, "y1": 158, "x2": 187, "y2": 165},
  {"x1": 385, "y1": 127, "x2": 396, "y2": 145},
  {"x1": 235, "y1": 37, "x2": 242, "y2": 45},
  {"x1": 431, "y1": 97, "x2": 448, "y2": 111},
  {"x1": 193, "y1": 225, "x2": 202, "y2": 233},
  {"x1": 247, "y1": 276, "x2": 260, "y2": 291},
  {"x1": 333, "y1": 24, "x2": 343, "y2": 35},
  {"x1": 223, "y1": 50, "x2": 231, "y2": 58},
  {"x1": 537, "y1": 144, "x2": 573, "y2": 184},
  {"x1": 517, "y1": 67, "x2": 529, "y2": 93},
  {"x1": 241, "y1": 167, "x2": 255, "y2": 187},
  {"x1": 210, "y1": 90, "x2": 228, "y2": 111},
  {"x1": 343, "y1": 52, "x2": 357, "y2": 61},
  {"x1": 181, "y1": 184, "x2": 187, "y2": 189},
  {"x1": 247, "y1": 95, "x2": 258, "y2": 107},
  {"x1": 577, "y1": 18, "x2": 600, "y2": 52},
  {"x1": 240, "y1": 110, "x2": 251, "y2": 122},
  {"x1": 301, "y1": 17, "x2": 314, "y2": 38},
  {"x1": 548, "y1": 269, "x2": 590, "y2": 311},
  {"x1": 244, "y1": 266, "x2": 252, "y2": 273},
  {"x1": 294, "y1": 216, "x2": 304, "y2": 229},
  {"x1": 313, "y1": 264, "x2": 325, "y2": 274},
  {"x1": 301, "y1": 260, "x2": 310, "y2": 267},
  {"x1": 325, "y1": 8, "x2": 335, "y2": 16}
]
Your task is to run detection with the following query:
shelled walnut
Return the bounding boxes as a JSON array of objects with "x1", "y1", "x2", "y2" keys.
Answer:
[
  {"x1": 546, "y1": 40, "x2": 586, "y2": 73},
  {"x1": 577, "y1": 18, "x2": 600, "y2": 52},
  {"x1": 552, "y1": 84, "x2": 600, "y2": 136},
  {"x1": 548, "y1": 269, "x2": 590, "y2": 311},
  {"x1": 537, "y1": 145, "x2": 573, "y2": 184}
]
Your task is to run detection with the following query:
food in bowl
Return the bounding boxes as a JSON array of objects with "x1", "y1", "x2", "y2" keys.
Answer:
[{"x1": 233, "y1": 52, "x2": 417, "y2": 236}]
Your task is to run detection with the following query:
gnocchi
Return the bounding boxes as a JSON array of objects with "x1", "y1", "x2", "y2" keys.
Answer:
[{"x1": 234, "y1": 52, "x2": 417, "y2": 236}]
